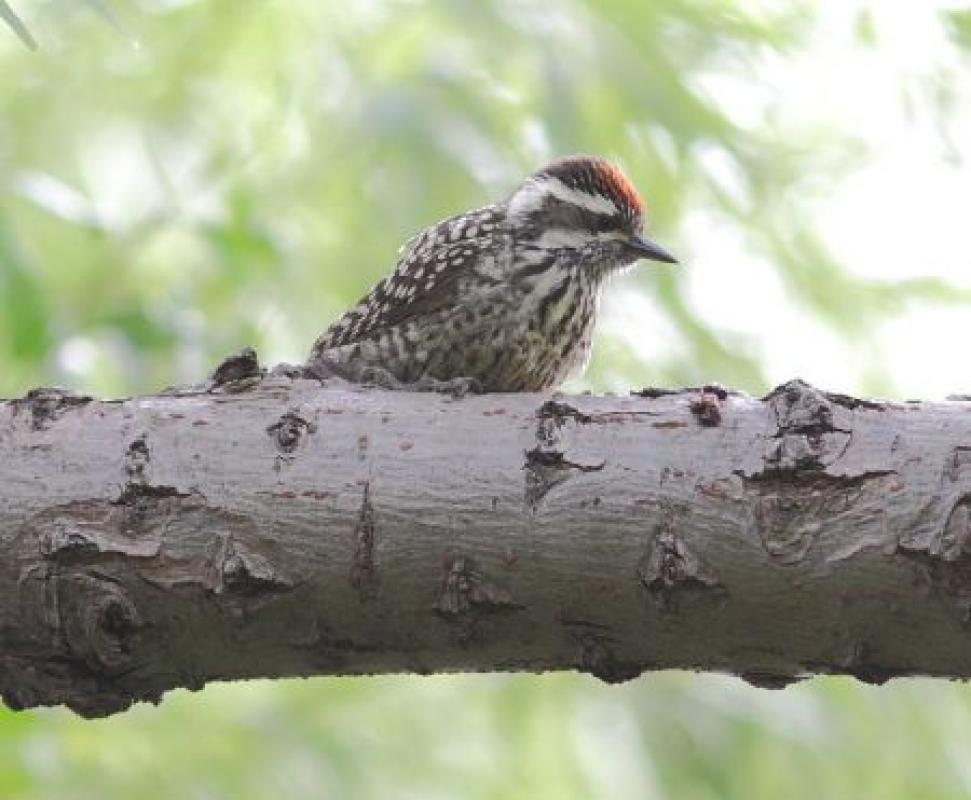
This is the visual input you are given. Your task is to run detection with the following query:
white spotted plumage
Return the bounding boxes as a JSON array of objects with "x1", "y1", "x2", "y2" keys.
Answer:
[{"x1": 309, "y1": 155, "x2": 676, "y2": 391}]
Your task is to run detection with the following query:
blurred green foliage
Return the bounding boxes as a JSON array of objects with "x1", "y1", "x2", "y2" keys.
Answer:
[
  {"x1": 4, "y1": 674, "x2": 971, "y2": 800},
  {"x1": 2, "y1": 1, "x2": 971, "y2": 798},
  {"x1": 2, "y1": 0, "x2": 965, "y2": 399}
]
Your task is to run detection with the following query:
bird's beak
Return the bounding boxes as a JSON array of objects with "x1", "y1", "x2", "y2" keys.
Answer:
[{"x1": 627, "y1": 234, "x2": 678, "y2": 264}]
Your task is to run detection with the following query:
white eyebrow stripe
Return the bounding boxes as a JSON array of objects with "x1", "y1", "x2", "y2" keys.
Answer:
[
  {"x1": 508, "y1": 175, "x2": 621, "y2": 219},
  {"x1": 541, "y1": 176, "x2": 619, "y2": 216},
  {"x1": 507, "y1": 179, "x2": 547, "y2": 217}
]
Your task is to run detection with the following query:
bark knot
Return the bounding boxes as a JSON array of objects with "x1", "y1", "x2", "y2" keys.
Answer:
[
  {"x1": 435, "y1": 556, "x2": 521, "y2": 618},
  {"x1": 12, "y1": 387, "x2": 92, "y2": 431},
  {"x1": 760, "y1": 379, "x2": 853, "y2": 473},
  {"x1": 639, "y1": 528, "x2": 722, "y2": 609},
  {"x1": 267, "y1": 411, "x2": 316, "y2": 455},
  {"x1": 689, "y1": 392, "x2": 722, "y2": 427},
  {"x1": 537, "y1": 399, "x2": 592, "y2": 425},
  {"x1": 573, "y1": 630, "x2": 643, "y2": 684},
  {"x1": 34, "y1": 571, "x2": 145, "y2": 677},
  {"x1": 740, "y1": 672, "x2": 803, "y2": 690},
  {"x1": 210, "y1": 346, "x2": 264, "y2": 390},
  {"x1": 124, "y1": 434, "x2": 150, "y2": 481},
  {"x1": 740, "y1": 471, "x2": 894, "y2": 564},
  {"x1": 209, "y1": 535, "x2": 292, "y2": 598},
  {"x1": 897, "y1": 494, "x2": 971, "y2": 616},
  {"x1": 524, "y1": 448, "x2": 605, "y2": 511}
]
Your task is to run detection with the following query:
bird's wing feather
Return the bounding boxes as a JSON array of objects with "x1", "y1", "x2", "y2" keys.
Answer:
[{"x1": 312, "y1": 205, "x2": 503, "y2": 353}]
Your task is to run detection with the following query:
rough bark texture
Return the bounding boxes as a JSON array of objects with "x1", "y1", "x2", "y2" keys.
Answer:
[{"x1": 2, "y1": 372, "x2": 971, "y2": 718}]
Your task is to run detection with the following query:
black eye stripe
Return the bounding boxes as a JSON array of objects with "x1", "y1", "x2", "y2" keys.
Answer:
[
  {"x1": 591, "y1": 212, "x2": 621, "y2": 233},
  {"x1": 527, "y1": 192, "x2": 628, "y2": 234}
]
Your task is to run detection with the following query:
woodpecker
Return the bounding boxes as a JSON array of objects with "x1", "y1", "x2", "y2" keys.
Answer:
[{"x1": 308, "y1": 155, "x2": 677, "y2": 392}]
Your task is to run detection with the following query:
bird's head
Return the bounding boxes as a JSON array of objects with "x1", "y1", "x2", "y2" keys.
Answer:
[{"x1": 507, "y1": 155, "x2": 677, "y2": 271}]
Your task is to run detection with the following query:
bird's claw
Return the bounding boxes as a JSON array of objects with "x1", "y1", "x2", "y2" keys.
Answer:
[{"x1": 415, "y1": 375, "x2": 483, "y2": 398}]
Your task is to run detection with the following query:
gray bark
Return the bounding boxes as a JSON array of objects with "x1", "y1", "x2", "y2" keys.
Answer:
[{"x1": 2, "y1": 372, "x2": 971, "y2": 718}]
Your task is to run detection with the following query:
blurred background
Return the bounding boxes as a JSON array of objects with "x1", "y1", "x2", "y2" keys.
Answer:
[{"x1": 2, "y1": 0, "x2": 971, "y2": 798}]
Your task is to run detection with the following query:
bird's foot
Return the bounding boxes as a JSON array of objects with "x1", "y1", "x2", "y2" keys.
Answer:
[
  {"x1": 302, "y1": 358, "x2": 358, "y2": 384},
  {"x1": 304, "y1": 359, "x2": 482, "y2": 397},
  {"x1": 357, "y1": 367, "x2": 483, "y2": 398},
  {"x1": 412, "y1": 375, "x2": 483, "y2": 398}
]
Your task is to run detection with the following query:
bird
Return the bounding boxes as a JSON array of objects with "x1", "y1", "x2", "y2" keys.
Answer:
[{"x1": 307, "y1": 155, "x2": 677, "y2": 393}]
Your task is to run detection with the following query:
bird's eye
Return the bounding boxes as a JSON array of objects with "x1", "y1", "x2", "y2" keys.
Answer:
[{"x1": 590, "y1": 215, "x2": 617, "y2": 234}]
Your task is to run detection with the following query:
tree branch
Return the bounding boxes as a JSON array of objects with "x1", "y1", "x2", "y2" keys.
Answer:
[{"x1": 2, "y1": 373, "x2": 970, "y2": 717}]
